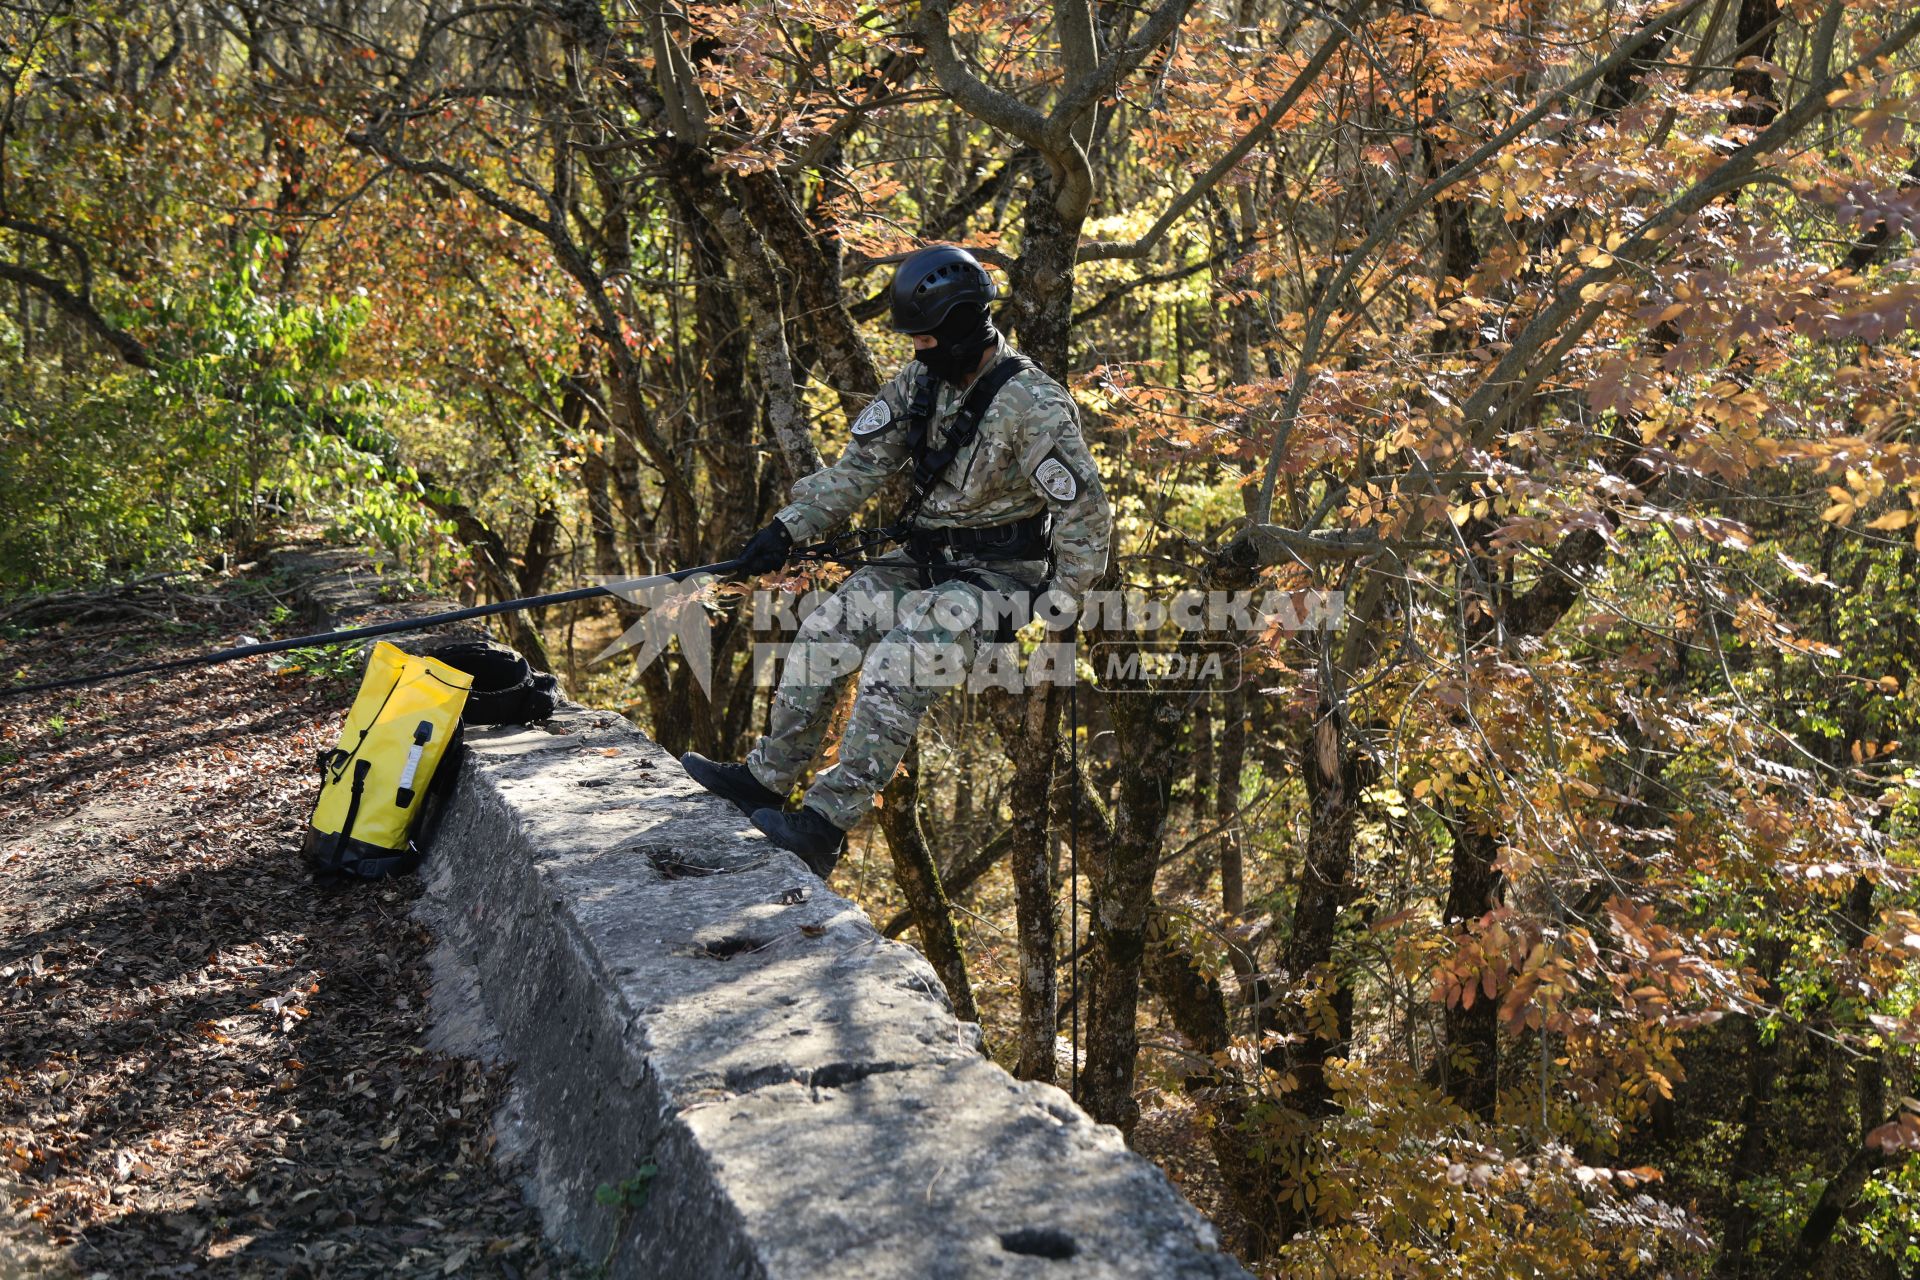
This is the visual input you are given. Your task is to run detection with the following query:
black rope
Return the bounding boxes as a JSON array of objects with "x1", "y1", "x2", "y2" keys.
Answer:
[{"x1": 0, "y1": 558, "x2": 748, "y2": 700}]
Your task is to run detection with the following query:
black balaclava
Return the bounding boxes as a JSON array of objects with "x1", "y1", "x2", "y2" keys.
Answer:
[{"x1": 918, "y1": 302, "x2": 1000, "y2": 388}]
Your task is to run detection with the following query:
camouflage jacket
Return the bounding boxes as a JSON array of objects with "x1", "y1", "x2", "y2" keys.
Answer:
[{"x1": 773, "y1": 343, "x2": 1113, "y2": 597}]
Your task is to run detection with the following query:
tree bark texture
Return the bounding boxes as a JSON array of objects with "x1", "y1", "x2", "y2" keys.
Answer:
[
  {"x1": 877, "y1": 740, "x2": 979, "y2": 1026},
  {"x1": 1008, "y1": 682, "x2": 1063, "y2": 1082},
  {"x1": 1080, "y1": 689, "x2": 1184, "y2": 1132}
]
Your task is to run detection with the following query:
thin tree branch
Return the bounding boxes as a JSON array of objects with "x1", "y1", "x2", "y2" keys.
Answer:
[
  {"x1": 1249, "y1": 0, "x2": 1714, "y2": 523},
  {"x1": 1043, "y1": 0, "x2": 1197, "y2": 149},
  {"x1": 917, "y1": 0, "x2": 1051, "y2": 147},
  {"x1": 0, "y1": 259, "x2": 152, "y2": 368},
  {"x1": 1077, "y1": 0, "x2": 1373, "y2": 262}
]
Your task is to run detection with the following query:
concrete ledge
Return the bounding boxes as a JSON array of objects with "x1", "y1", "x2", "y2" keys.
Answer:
[
  {"x1": 424, "y1": 702, "x2": 1251, "y2": 1279},
  {"x1": 267, "y1": 543, "x2": 497, "y2": 640}
]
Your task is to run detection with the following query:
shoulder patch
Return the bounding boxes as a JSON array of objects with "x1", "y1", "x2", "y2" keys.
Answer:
[
  {"x1": 851, "y1": 398, "x2": 894, "y2": 437},
  {"x1": 1035, "y1": 452, "x2": 1079, "y2": 502}
]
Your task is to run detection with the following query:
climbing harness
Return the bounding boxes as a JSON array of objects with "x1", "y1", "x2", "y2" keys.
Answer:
[
  {"x1": 793, "y1": 357, "x2": 1052, "y2": 649},
  {"x1": 418, "y1": 639, "x2": 560, "y2": 726},
  {"x1": 793, "y1": 355, "x2": 1046, "y2": 574},
  {"x1": 899, "y1": 356, "x2": 1032, "y2": 525}
]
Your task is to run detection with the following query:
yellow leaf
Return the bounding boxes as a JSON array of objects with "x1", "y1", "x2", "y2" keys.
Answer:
[
  {"x1": 1822, "y1": 503, "x2": 1856, "y2": 525},
  {"x1": 1867, "y1": 509, "x2": 1913, "y2": 530}
]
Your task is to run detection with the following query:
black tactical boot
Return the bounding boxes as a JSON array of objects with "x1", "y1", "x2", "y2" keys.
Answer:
[
  {"x1": 750, "y1": 806, "x2": 847, "y2": 878},
  {"x1": 680, "y1": 752, "x2": 784, "y2": 818}
]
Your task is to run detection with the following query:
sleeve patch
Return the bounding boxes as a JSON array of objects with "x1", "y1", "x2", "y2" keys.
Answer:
[
  {"x1": 1034, "y1": 452, "x2": 1079, "y2": 502},
  {"x1": 851, "y1": 398, "x2": 894, "y2": 436}
]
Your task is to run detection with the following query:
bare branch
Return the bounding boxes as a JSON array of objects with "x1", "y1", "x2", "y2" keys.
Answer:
[
  {"x1": 1044, "y1": 0, "x2": 1198, "y2": 149},
  {"x1": 0, "y1": 259, "x2": 152, "y2": 369},
  {"x1": 1077, "y1": 0, "x2": 1372, "y2": 262},
  {"x1": 917, "y1": 0, "x2": 1051, "y2": 147},
  {"x1": 1048, "y1": 0, "x2": 1111, "y2": 154},
  {"x1": 1231, "y1": 524, "x2": 1434, "y2": 565},
  {"x1": 1457, "y1": 4, "x2": 1920, "y2": 446},
  {"x1": 1249, "y1": 0, "x2": 1714, "y2": 523},
  {"x1": 1071, "y1": 247, "x2": 1234, "y2": 324}
]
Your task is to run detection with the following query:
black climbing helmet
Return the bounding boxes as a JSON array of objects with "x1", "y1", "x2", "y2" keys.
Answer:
[{"x1": 890, "y1": 245, "x2": 997, "y2": 334}]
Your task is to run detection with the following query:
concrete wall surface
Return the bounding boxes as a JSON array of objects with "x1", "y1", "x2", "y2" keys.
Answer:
[{"x1": 422, "y1": 702, "x2": 1253, "y2": 1280}]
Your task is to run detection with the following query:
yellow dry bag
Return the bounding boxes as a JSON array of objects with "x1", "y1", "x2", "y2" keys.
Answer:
[{"x1": 303, "y1": 641, "x2": 473, "y2": 879}]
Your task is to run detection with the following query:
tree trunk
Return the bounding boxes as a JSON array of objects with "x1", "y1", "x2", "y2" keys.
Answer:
[
  {"x1": 1217, "y1": 679, "x2": 1248, "y2": 918},
  {"x1": 1715, "y1": 941, "x2": 1787, "y2": 1279},
  {"x1": 1008, "y1": 683, "x2": 1062, "y2": 1082},
  {"x1": 1144, "y1": 907, "x2": 1279, "y2": 1260},
  {"x1": 1189, "y1": 693, "x2": 1214, "y2": 818},
  {"x1": 881, "y1": 826, "x2": 1014, "y2": 939},
  {"x1": 877, "y1": 740, "x2": 978, "y2": 1026},
  {"x1": 1080, "y1": 689, "x2": 1183, "y2": 1132},
  {"x1": 1007, "y1": 170, "x2": 1078, "y2": 378},
  {"x1": 421, "y1": 488, "x2": 555, "y2": 671},
  {"x1": 583, "y1": 449, "x2": 625, "y2": 580},
  {"x1": 1728, "y1": 0, "x2": 1781, "y2": 131},
  {"x1": 1273, "y1": 700, "x2": 1366, "y2": 1241},
  {"x1": 1440, "y1": 823, "x2": 1504, "y2": 1119},
  {"x1": 1770, "y1": 1127, "x2": 1903, "y2": 1280},
  {"x1": 1283, "y1": 707, "x2": 1363, "y2": 1113}
]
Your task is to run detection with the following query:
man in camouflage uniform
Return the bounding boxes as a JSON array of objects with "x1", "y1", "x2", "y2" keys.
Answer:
[{"x1": 679, "y1": 245, "x2": 1111, "y2": 876}]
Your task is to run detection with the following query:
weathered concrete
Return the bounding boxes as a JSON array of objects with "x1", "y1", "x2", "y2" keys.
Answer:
[
  {"x1": 267, "y1": 544, "x2": 491, "y2": 640},
  {"x1": 424, "y1": 704, "x2": 1252, "y2": 1279}
]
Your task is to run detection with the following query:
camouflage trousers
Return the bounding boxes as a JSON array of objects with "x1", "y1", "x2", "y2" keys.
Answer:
[{"x1": 745, "y1": 556, "x2": 1042, "y2": 831}]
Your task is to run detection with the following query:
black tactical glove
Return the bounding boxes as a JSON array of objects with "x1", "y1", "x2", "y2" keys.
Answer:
[{"x1": 736, "y1": 519, "x2": 794, "y2": 575}]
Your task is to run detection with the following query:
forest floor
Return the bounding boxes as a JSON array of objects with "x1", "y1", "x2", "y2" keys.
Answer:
[{"x1": 0, "y1": 567, "x2": 585, "y2": 1279}]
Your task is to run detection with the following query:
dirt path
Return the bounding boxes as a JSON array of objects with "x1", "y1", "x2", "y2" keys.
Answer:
[{"x1": 1, "y1": 571, "x2": 584, "y2": 1278}]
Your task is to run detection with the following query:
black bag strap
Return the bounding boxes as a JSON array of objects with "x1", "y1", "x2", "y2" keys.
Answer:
[
  {"x1": 893, "y1": 353, "x2": 1034, "y2": 531},
  {"x1": 327, "y1": 671, "x2": 404, "y2": 784},
  {"x1": 339, "y1": 760, "x2": 371, "y2": 842},
  {"x1": 409, "y1": 720, "x2": 467, "y2": 857}
]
